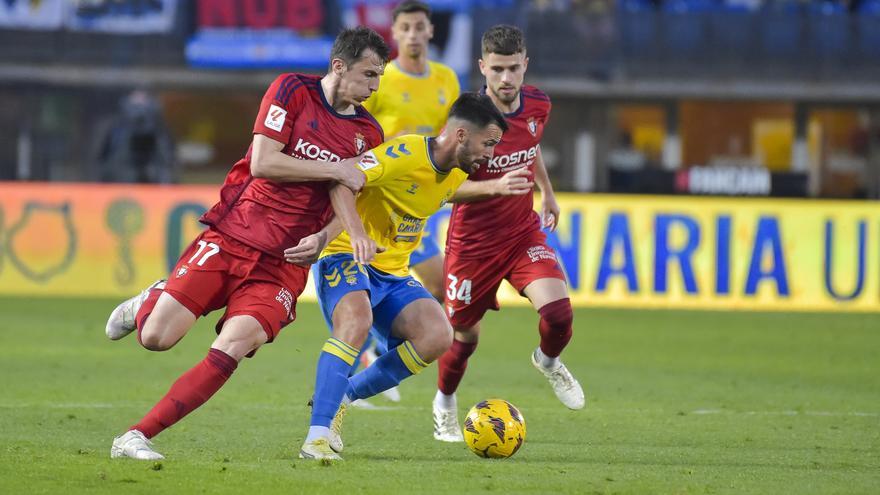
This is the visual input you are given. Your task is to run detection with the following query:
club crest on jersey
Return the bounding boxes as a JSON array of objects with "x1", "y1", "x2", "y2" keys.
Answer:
[
  {"x1": 265, "y1": 104, "x2": 286, "y2": 132},
  {"x1": 527, "y1": 117, "x2": 538, "y2": 137},
  {"x1": 354, "y1": 133, "x2": 366, "y2": 154},
  {"x1": 176, "y1": 265, "x2": 188, "y2": 278}
]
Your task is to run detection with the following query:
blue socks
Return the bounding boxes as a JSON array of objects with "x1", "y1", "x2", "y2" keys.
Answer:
[
  {"x1": 347, "y1": 341, "x2": 428, "y2": 401},
  {"x1": 310, "y1": 338, "x2": 359, "y2": 428}
]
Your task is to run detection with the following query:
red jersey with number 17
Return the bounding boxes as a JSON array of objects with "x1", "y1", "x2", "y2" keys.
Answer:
[
  {"x1": 445, "y1": 85, "x2": 551, "y2": 258},
  {"x1": 200, "y1": 73, "x2": 383, "y2": 258}
]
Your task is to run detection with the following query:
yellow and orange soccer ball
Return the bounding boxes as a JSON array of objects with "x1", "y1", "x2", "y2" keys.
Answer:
[{"x1": 462, "y1": 399, "x2": 526, "y2": 459}]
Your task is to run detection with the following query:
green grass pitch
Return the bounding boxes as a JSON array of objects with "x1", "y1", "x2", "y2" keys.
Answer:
[{"x1": 0, "y1": 297, "x2": 877, "y2": 494}]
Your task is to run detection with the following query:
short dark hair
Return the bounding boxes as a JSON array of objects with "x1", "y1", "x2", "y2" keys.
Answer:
[
  {"x1": 448, "y1": 93, "x2": 508, "y2": 133},
  {"x1": 392, "y1": 1, "x2": 431, "y2": 22},
  {"x1": 481, "y1": 24, "x2": 526, "y2": 56},
  {"x1": 329, "y1": 26, "x2": 390, "y2": 69}
]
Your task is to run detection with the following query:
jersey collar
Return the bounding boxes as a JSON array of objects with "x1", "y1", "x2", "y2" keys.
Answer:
[
  {"x1": 318, "y1": 81, "x2": 363, "y2": 120},
  {"x1": 393, "y1": 60, "x2": 431, "y2": 79},
  {"x1": 425, "y1": 137, "x2": 448, "y2": 175}
]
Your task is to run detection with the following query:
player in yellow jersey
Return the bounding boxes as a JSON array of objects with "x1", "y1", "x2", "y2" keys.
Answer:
[
  {"x1": 352, "y1": 1, "x2": 461, "y2": 402},
  {"x1": 286, "y1": 93, "x2": 508, "y2": 461},
  {"x1": 362, "y1": 0, "x2": 460, "y2": 304}
]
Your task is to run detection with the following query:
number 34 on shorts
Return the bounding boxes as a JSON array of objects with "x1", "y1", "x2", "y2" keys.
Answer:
[{"x1": 446, "y1": 274, "x2": 472, "y2": 304}]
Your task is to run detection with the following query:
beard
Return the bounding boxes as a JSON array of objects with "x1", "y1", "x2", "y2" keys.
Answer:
[
  {"x1": 455, "y1": 148, "x2": 477, "y2": 174},
  {"x1": 491, "y1": 85, "x2": 518, "y2": 104}
]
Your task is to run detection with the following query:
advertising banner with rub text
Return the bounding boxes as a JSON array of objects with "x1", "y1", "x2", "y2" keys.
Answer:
[{"x1": 0, "y1": 183, "x2": 877, "y2": 313}]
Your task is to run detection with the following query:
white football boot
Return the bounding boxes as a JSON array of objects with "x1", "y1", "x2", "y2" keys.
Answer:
[
  {"x1": 299, "y1": 438, "x2": 342, "y2": 461},
  {"x1": 307, "y1": 398, "x2": 347, "y2": 453},
  {"x1": 432, "y1": 401, "x2": 464, "y2": 442},
  {"x1": 328, "y1": 402, "x2": 348, "y2": 453},
  {"x1": 531, "y1": 349, "x2": 586, "y2": 410},
  {"x1": 360, "y1": 346, "x2": 401, "y2": 402},
  {"x1": 105, "y1": 279, "x2": 166, "y2": 340},
  {"x1": 110, "y1": 430, "x2": 165, "y2": 460}
]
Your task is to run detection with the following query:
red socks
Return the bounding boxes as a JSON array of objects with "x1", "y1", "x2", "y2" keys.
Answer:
[
  {"x1": 437, "y1": 339, "x2": 478, "y2": 395},
  {"x1": 131, "y1": 348, "x2": 238, "y2": 439},
  {"x1": 537, "y1": 298, "x2": 573, "y2": 358},
  {"x1": 135, "y1": 286, "x2": 163, "y2": 347}
]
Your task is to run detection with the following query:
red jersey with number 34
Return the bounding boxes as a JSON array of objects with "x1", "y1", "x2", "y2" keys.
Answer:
[
  {"x1": 200, "y1": 73, "x2": 383, "y2": 257},
  {"x1": 445, "y1": 85, "x2": 551, "y2": 258}
]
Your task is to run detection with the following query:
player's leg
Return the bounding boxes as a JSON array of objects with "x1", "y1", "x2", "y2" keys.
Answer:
[
  {"x1": 112, "y1": 244, "x2": 300, "y2": 460},
  {"x1": 433, "y1": 252, "x2": 505, "y2": 441},
  {"x1": 112, "y1": 315, "x2": 266, "y2": 460},
  {"x1": 106, "y1": 280, "x2": 198, "y2": 349},
  {"x1": 301, "y1": 254, "x2": 372, "y2": 461},
  {"x1": 340, "y1": 271, "x2": 445, "y2": 405},
  {"x1": 345, "y1": 296, "x2": 451, "y2": 405},
  {"x1": 512, "y1": 236, "x2": 584, "y2": 410},
  {"x1": 105, "y1": 230, "x2": 223, "y2": 350},
  {"x1": 432, "y1": 323, "x2": 479, "y2": 442}
]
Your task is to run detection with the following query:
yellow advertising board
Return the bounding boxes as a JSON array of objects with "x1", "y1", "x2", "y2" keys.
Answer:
[{"x1": 0, "y1": 183, "x2": 877, "y2": 312}]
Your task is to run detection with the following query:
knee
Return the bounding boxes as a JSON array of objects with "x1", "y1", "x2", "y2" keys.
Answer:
[
  {"x1": 139, "y1": 326, "x2": 175, "y2": 352},
  {"x1": 419, "y1": 321, "x2": 453, "y2": 363},
  {"x1": 213, "y1": 326, "x2": 267, "y2": 361},
  {"x1": 539, "y1": 298, "x2": 573, "y2": 329},
  {"x1": 333, "y1": 317, "x2": 372, "y2": 348}
]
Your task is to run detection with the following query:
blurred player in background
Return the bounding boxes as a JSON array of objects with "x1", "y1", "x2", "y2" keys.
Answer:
[
  {"x1": 102, "y1": 27, "x2": 389, "y2": 460},
  {"x1": 432, "y1": 25, "x2": 586, "y2": 443},
  {"x1": 287, "y1": 93, "x2": 508, "y2": 461},
  {"x1": 355, "y1": 1, "x2": 460, "y2": 401}
]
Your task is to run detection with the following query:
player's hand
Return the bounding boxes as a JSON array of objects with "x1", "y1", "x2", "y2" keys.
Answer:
[
  {"x1": 283, "y1": 231, "x2": 329, "y2": 266},
  {"x1": 335, "y1": 157, "x2": 366, "y2": 192},
  {"x1": 541, "y1": 193, "x2": 560, "y2": 232},
  {"x1": 494, "y1": 167, "x2": 534, "y2": 196},
  {"x1": 349, "y1": 233, "x2": 385, "y2": 265}
]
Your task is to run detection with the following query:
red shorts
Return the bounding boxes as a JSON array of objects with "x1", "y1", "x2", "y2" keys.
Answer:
[
  {"x1": 163, "y1": 228, "x2": 308, "y2": 342},
  {"x1": 443, "y1": 229, "x2": 566, "y2": 328}
]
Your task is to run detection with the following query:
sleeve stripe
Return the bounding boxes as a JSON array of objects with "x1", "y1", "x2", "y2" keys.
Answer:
[
  {"x1": 278, "y1": 82, "x2": 304, "y2": 106},
  {"x1": 274, "y1": 75, "x2": 295, "y2": 101}
]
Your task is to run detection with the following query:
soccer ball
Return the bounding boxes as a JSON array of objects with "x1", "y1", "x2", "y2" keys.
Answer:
[{"x1": 462, "y1": 399, "x2": 526, "y2": 459}]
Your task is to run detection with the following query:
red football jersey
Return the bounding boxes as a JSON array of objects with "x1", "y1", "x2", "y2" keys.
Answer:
[
  {"x1": 446, "y1": 85, "x2": 551, "y2": 258},
  {"x1": 201, "y1": 73, "x2": 383, "y2": 257}
]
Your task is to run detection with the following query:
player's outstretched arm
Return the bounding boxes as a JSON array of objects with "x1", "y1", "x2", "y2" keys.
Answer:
[
  {"x1": 329, "y1": 183, "x2": 382, "y2": 264},
  {"x1": 250, "y1": 134, "x2": 362, "y2": 189},
  {"x1": 533, "y1": 146, "x2": 560, "y2": 232},
  {"x1": 450, "y1": 167, "x2": 534, "y2": 203},
  {"x1": 283, "y1": 217, "x2": 344, "y2": 266}
]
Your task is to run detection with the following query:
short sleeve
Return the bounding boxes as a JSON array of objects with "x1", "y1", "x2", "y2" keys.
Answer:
[
  {"x1": 356, "y1": 139, "x2": 412, "y2": 187},
  {"x1": 253, "y1": 73, "x2": 305, "y2": 143},
  {"x1": 449, "y1": 168, "x2": 469, "y2": 190}
]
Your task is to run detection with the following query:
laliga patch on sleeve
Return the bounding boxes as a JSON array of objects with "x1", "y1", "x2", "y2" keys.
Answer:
[
  {"x1": 357, "y1": 151, "x2": 379, "y2": 171},
  {"x1": 264, "y1": 104, "x2": 287, "y2": 132}
]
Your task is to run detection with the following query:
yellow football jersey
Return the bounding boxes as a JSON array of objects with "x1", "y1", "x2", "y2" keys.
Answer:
[
  {"x1": 363, "y1": 60, "x2": 460, "y2": 138},
  {"x1": 323, "y1": 134, "x2": 468, "y2": 276}
]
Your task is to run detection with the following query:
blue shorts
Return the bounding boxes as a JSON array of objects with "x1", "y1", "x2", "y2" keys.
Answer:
[
  {"x1": 409, "y1": 233, "x2": 441, "y2": 267},
  {"x1": 314, "y1": 253, "x2": 434, "y2": 352}
]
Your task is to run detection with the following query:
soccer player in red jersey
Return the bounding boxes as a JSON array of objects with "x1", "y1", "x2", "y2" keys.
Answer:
[
  {"x1": 433, "y1": 25, "x2": 585, "y2": 442},
  {"x1": 102, "y1": 27, "x2": 390, "y2": 460}
]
